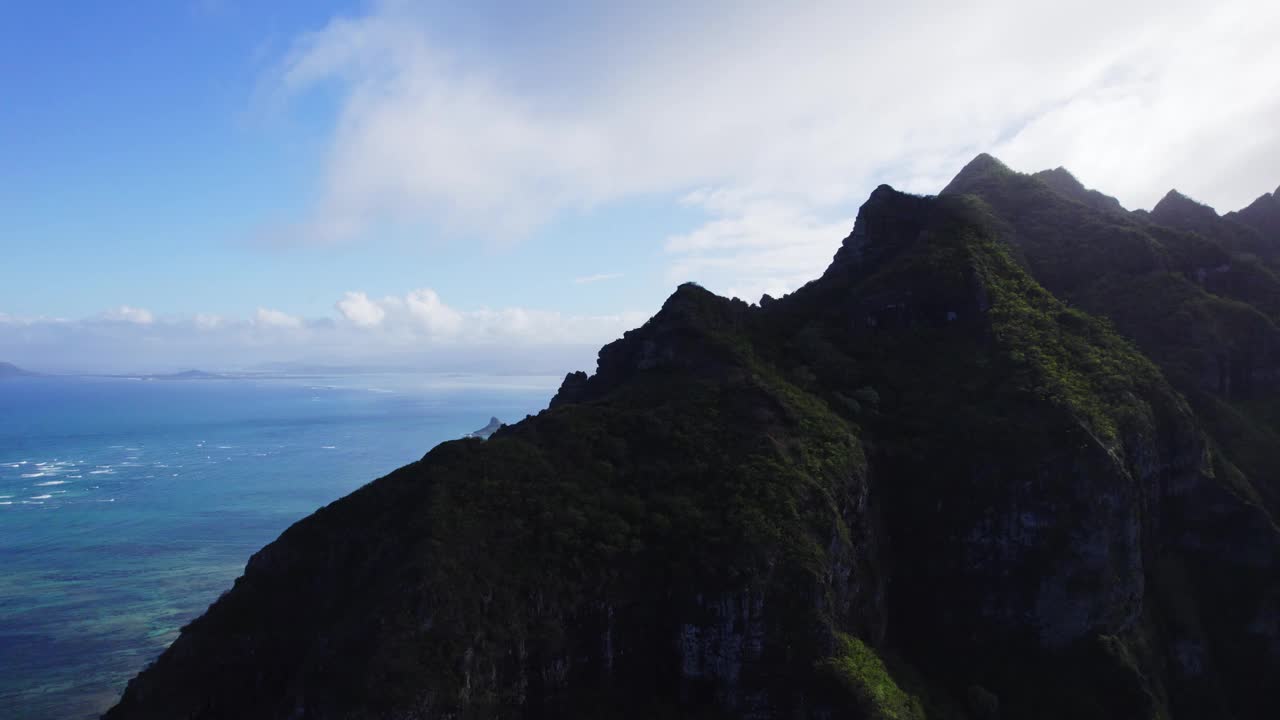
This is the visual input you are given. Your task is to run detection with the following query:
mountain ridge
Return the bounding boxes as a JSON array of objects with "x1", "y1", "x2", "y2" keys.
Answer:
[
  {"x1": 105, "y1": 158, "x2": 1280, "y2": 720},
  {"x1": 0, "y1": 361, "x2": 36, "y2": 378}
]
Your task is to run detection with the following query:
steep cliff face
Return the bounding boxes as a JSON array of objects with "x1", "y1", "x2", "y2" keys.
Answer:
[{"x1": 107, "y1": 165, "x2": 1280, "y2": 720}]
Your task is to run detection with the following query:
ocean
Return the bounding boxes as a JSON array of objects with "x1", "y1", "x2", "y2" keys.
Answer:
[{"x1": 0, "y1": 373, "x2": 558, "y2": 719}]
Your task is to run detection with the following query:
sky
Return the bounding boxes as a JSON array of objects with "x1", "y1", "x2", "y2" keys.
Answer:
[{"x1": 2, "y1": 0, "x2": 1278, "y2": 373}]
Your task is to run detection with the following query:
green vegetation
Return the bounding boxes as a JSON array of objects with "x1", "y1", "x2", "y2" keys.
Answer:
[{"x1": 818, "y1": 634, "x2": 926, "y2": 720}]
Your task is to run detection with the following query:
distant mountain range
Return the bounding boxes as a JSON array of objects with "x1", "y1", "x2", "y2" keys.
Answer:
[
  {"x1": 0, "y1": 361, "x2": 36, "y2": 378},
  {"x1": 107, "y1": 156, "x2": 1280, "y2": 720}
]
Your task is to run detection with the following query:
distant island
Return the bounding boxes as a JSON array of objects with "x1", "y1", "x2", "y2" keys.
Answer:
[
  {"x1": 463, "y1": 416, "x2": 503, "y2": 440},
  {"x1": 93, "y1": 369, "x2": 231, "y2": 381},
  {"x1": 150, "y1": 369, "x2": 227, "y2": 381},
  {"x1": 0, "y1": 361, "x2": 36, "y2": 378}
]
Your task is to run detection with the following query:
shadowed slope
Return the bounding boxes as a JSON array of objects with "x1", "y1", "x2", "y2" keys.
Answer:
[{"x1": 107, "y1": 178, "x2": 1280, "y2": 720}]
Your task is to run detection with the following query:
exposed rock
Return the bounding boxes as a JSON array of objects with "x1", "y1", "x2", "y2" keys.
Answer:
[{"x1": 463, "y1": 417, "x2": 504, "y2": 440}]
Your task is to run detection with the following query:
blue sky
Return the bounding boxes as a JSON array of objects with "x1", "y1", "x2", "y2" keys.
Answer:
[
  {"x1": 1, "y1": 1, "x2": 677, "y2": 321},
  {"x1": 2, "y1": 0, "x2": 1278, "y2": 372}
]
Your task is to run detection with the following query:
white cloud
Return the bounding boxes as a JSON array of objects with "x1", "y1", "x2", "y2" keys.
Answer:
[
  {"x1": 339, "y1": 287, "x2": 648, "y2": 345},
  {"x1": 335, "y1": 291, "x2": 386, "y2": 327},
  {"x1": 0, "y1": 290, "x2": 649, "y2": 373},
  {"x1": 264, "y1": 0, "x2": 1280, "y2": 298},
  {"x1": 664, "y1": 192, "x2": 854, "y2": 301},
  {"x1": 194, "y1": 313, "x2": 224, "y2": 330},
  {"x1": 573, "y1": 273, "x2": 623, "y2": 285},
  {"x1": 254, "y1": 307, "x2": 304, "y2": 329},
  {"x1": 403, "y1": 288, "x2": 463, "y2": 336},
  {"x1": 101, "y1": 305, "x2": 155, "y2": 325}
]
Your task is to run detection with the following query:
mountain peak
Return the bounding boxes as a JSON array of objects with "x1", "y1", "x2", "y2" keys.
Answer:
[
  {"x1": 1038, "y1": 166, "x2": 1084, "y2": 189},
  {"x1": 938, "y1": 153, "x2": 1018, "y2": 199},
  {"x1": 1152, "y1": 189, "x2": 1220, "y2": 227},
  {"x1": 942, "y1": 153, "x2": 1009, "y2": 190},
  {"x1": 1032, "y1": 166, "x2": 1127, "y2": 215},
  {"x1": 964, "y1": 152, "x2": 1009, "y2": 173},
  {"x1": 825, "y1": 184, "x2": 934, "y2": 280},
  {"x1": 1229, "y1": 184, "x2": 1280, "y2": 239}
]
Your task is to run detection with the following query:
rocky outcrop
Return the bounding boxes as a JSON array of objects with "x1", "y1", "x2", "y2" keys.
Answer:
[{"x1": 463, "y1": 417, "x2": 504, "y2": 440}]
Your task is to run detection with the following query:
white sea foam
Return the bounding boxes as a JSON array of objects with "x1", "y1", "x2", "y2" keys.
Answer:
[
  {"x1": 67, "y1": 475, "x2": 82, "y2": 479},
  {"x1": 20, "y1": 472, "x2": 47, "y2": 478},
  {"x1": 30, "y1": 494, "x2": 52, "y2": 500},
  {"x1": 216, "y1": 445, "x2": 233, "y2": 449},
  {"x1": 89, "y1": 469, "x2": 114, "y2": 475},
  {"x1": 0, "y1": 501, "x2": 12, "y2": 505},
  {"x1": 321, "y1": 445, "x2": 337, "y2": 450},
  {"x1": 35, "y1": 480, "x2": 67, "y2": 486}
]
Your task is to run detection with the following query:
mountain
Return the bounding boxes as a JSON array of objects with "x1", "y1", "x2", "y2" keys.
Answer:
[
  {"x1": 1229, "y1": 185, "x2": 1280, "y2": 240},
  {"x1": 464, "y1": 416, "x2": 504, "y2": 440},
  {"x1": 1030, "y1": 166, "x2": 1127, "y2": 216},
  {"x1": 106, "y1": 160, "x2": 1280, "y2": 720},
  {"x1": 0, "y1": 361, "x2": 36, "y2": 378},
  {"x1": 145, "y1": 369, "x2": 227, "y2": 380}
]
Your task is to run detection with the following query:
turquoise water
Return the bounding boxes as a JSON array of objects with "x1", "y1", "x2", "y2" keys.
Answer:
[{"x1": 0, "y1": 373, "x2": 557, "y2": 719}]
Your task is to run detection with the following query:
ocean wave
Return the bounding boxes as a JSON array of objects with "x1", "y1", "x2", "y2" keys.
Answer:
[
  {"x1": 321, "y1": 445, "x2": 337, "y2": 450},
  {"x1": 35, "y1": 480, "x2": 67, "y2": 486},
  {"x1": 0, "y1": 501, "x2": 12, "y2": 505},
  {"x1": 30, "y1": 494, "x2": 52, "y2": 500},
  {"x1": 20, "y1": 472, "x2": 47, "y2": 478},
  {"x1": 89, "y1": 469, "x2": 115, "y2": 475}
]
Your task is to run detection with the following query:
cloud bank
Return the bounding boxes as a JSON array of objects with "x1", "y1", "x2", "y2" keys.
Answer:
[
  {"x1": 267, "y1": 0, "x2": 1280, "y2": 300},
  {"x1": 0, "y1": 290, "x2": 647, "y2": 374}
]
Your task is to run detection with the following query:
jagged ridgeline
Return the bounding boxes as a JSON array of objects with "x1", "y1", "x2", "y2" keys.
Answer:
[{"x1": 106, "y1": 159, "x2": 1280, "y2": 720}]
